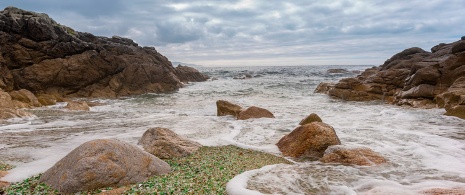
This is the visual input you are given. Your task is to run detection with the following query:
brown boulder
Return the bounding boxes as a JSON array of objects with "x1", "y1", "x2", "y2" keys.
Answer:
[
  {"x1": 216, "y1": 100, "x2": 242, "y2": 117},
  {"x1": 175, "y1": 65, "x2": 209, "y2": 83},
  {"x1": 36, "y1": 94, "x2": 57, "y2": 106},
  {"x1": 139, "y1": 127, "x2": 202, "y2": 159},
  {"x1": 237, "y1": 106, "x2": 275, "y2": 120},
  {"x1": 65, "y1": 101, "x2": 90, "y2": 111},
  {"x1": 39, "y1": 139, "x2": 170, "y2": 194},
  {"x1": 9, "y1": 89, "x2": 41, "y2": 108},
  {"x1": 276, "y1": 122, "x2": 341, "y2": 159},
  {"x1": 314, "y1": 82, "x2": 334, "y2": 94},
  {"x1": 299, "y1": 113, "x2": 323, "y2": 125},
  {"x1": 320, "y1": 145, "x2": 387, "y2": 166}
]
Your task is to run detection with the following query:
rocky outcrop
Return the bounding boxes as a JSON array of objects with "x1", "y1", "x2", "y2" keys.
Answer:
[
  {"x1": 237, "y1": 106, "x2": 275, "y2": 120},
  {"x1": 299, "y1": 113, "x2": 323, "y2": 125},
  {"x1": 320, "y1": 145, "x2": 386, "y2": 166},
  {"x1": 175, "y1": 65, "x2": 209, "y2": 83},
  {"x1": 216, "y1": 100, "x2": 243, "y2": 117},
  {"x1": 139, "y1": 127, "x2": 202, "y2": 159},
  {"x1": 315, "y1": 38, "x2": 465, "y2": 119},
  {"x1": 39, "y1": 139, "x2": 170, "y2": 194},
  {"x1": 276, "y1": 122, "x2": 341, "y2": 159},
  {"x1": 0, "y1": 7, "x2": 207, "y2": 99}
]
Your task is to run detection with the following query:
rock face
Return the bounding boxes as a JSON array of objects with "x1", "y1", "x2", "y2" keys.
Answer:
[
  {"x1": 237, "y1": 106, "x2": 275, "y2": 120},
  {"x1": 139, "y1": 127, "x2": 202, "y2": 159},
  {"x1": 276, "y1": 122, "x2": 341, "y2": 159},
  {"x1": 299, "y1": 113, "x2": 323, "y2": 125},
  {"x1": 39, "y1": 139, "x2": 170, "y2": 194},
  {"x1": 216, "y1": 100, "x2": 243, "y2": 117},
  {"x1": 320, "y1": 145, "x2": 387, "y2": 166},
  {"x1": 315, "y1": 38, "x2": 465, "y2": 119},
  {"x1": 0, "y1": 7, "x2": 207, "y2": 98}
]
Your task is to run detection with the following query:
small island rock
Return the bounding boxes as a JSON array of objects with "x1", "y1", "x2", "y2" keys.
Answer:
[
  {"x1": 216, "y1": 100, "x2": 243, "y2": 117},
  {"x1": 237, "y1": 106, "x2": 274, "y2": 120},
  {"x1": 276, "y1": 122, "x2": 341, "y2": 159}
]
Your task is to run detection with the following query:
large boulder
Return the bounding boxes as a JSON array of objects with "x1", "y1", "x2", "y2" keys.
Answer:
[
  {"x1": 39, "y1": 139, "x2": 170, "y2": 194},
  {"x1": 299, "y1": 113, "x2": 323, "y2": 125},
  {"x1": 320, "y1": 145, "x2": 387, "y2": 166},
  {"x1": 276, "y1": 122, "x2": 341, "y2": 159},
  {"x1": 139, "y1": 127, "x2": 202, "y2": 159},
  {"x1": 237, "y1": 106, "x2": 274, "y2": 120},
  {"x1": 0, "y1": 7, "x2": 208, "y2": 98},
  {"x1": 216, "y1": 100, "x2": 242, "y2": 117}
]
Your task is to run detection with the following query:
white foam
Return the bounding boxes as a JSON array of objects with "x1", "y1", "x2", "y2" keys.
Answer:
[
  {"x1": 1, "y1": 66, "x2": 465, "y2": 193},
  {"x1": 226, "y1": 164, "x2": 277, "y2": 195}
]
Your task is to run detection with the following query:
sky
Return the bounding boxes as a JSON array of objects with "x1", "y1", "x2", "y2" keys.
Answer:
[{"x1": 1, "y1": 0, "x2": 464, "y2": 66}]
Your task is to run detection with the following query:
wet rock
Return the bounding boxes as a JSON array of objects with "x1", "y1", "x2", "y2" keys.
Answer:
[
  {"x1": 0, "y1": 89, "x2": 32, "y2": 119},
  {"x1": 175, "y1": 65, "x2": 209, "y2": 83},
  {"x1": 320, "y1": 145, "x2": 387, "y2": 166},
  {"x1": 65, "y1": 101, "x2": 90, "y2": 111},
  {"x1": 9, "y1": 89, "x2": 41, "y2": 108},
  {"x1": 316, "y1": 38, "x2": 465, "y2": 119},
  {"x1": 0, "y1": 7, "x2": 207, "y2": 98},
  {"x1": 327, "y1": 68, "x2": 349, "y2": 74},
  {"x1": 139, "y1": 127, "x2": 202, "y2": 159},
  {"x1": 39, "y1": 139, "x2": 170, "y2": 194},
  {"x1": 421, "y1": 187, "x2": 465, "y2": 195},
  {"x1": 0, "y1": 89, "x2": 15, "y2": 109},
  {"x1": 276, "y1": 122, "x2": 341, "y2": 159},
  {"x1": 299, "y1": 113, "x2": 323, "y2": 125},
  {"x1": 216, "y1": 100, "x2": 242, "y2": 117},
  {"x1": 237, "y1": 106, "x2": 274, "y2": 120},
  {"x1": 36, "y1": 94, "x2": 57, "y2": 106},
  {"x1": 314, "y1": 82, "x2": 335, "y2": 94}
]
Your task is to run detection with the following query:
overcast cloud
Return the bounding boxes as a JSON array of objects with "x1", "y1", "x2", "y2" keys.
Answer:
[{"x1": 1, "y1": 0, "x2": 464, "y2": 66}]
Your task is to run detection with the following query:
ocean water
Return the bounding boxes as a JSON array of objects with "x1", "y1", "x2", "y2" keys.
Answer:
[{"x1": 1, "y1": 65, "x2": 465, "y2": 194}]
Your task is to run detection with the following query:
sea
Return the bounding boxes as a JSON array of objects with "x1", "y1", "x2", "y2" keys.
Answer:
[{"x1": 1, "y1": 65, "x2": 465, "y2": 194}]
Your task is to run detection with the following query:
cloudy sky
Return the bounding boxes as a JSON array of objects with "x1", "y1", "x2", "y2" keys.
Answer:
[{"x1": 1, "y1": 0, "x2": 464, "y2": 66}]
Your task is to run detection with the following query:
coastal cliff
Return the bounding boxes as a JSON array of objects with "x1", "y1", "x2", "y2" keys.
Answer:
[
  {"x1": 316, "y1": 37, "x2": 465, "y2": 119},
  {"x1": 0, "y1": 7, "x2": 208, "y2": 99}
]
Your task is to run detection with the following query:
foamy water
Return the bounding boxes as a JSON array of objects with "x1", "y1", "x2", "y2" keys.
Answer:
[{"x1": 1, "y1": 65, "x2": 464, "y2": 194}]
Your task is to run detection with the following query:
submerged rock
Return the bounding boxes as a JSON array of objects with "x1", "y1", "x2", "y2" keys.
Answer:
[
  {"x1": 65, "y1": 101, "x2": 90, "y2": 111},
  {"x1": 139, "y1": 127, "x2": 202, "y2": 159},
  {"x1": 237, "y1": 106, "x2": 274, "y2": 120},
  {"x1": 0, "y1": 7, "x2": 207, "y2": 99},
  {"x1": 320, "y1": 145, "x2": 387, "y2": 166},
  {"x1": 39, "y1": 139, "x2": 170, "y2": 194},
  {"x1": 315, "y1": 37, "x2": 465, "y2": 119},
  {"x1": 276, "y1": 122, "x2": 341, "y2": 159},
  {"x1": 216, "y1": 100, "x2": 243, "y2": 117}
]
